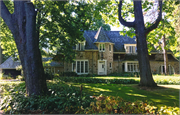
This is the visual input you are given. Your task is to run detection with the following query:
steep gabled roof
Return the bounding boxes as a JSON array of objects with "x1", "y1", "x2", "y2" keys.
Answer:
[
  {"x1": 84, "y1": 31, "x2": 98, "y2": 50},
  {"x1": 84, "y1": 29, "x2": 136, "y2": 52},
  {"x1": 94, "y1": 27, "x2": 113, "y2": 43},
  {"x1": 0, "y1": 57, "x2": 21, "y2": 69}
]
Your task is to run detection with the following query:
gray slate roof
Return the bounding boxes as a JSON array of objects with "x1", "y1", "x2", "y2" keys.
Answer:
[
  {"x1": 0, "y1": 57, "x2": 63, "y2": 69},
  {"x1": 0, "y1": 57, "x2": 21, "y2": 69},
  {"x1": 84, "y1": 27, "x2": 136, "y2": 52}
]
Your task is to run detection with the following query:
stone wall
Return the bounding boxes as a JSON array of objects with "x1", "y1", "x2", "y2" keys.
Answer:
[
  {"x1": 64, "y1": 51, "x2": 99, "y2": 74},
  {"x1": 150, "y1": 61, "x2": 179, "y2": 74}
]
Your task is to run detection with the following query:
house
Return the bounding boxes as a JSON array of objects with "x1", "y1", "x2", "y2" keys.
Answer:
[
  {"x1": 0, "y1": 27, "x2": 179, "y2": 76},
  {"x1": 63, "y1": 27, "x2": 179, "y2": 75},
  {"x1": 0, "y1": 57, "x2": 63, "y2": 77}
]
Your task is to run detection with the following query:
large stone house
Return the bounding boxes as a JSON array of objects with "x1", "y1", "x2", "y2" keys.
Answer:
[
  {"x1": 0, "y1": 27, "x2": 179, "y2": 76},
  {"x1": 64, "y1": 27, "x2": 179, "y2": 75}
]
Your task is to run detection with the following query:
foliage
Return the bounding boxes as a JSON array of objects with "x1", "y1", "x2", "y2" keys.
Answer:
[
  {"x1": 60, "y1": 72, "x2": 78, "y2": 77},
  {"x1": 58, "y1": 77, "x2": 139, "y2": 84},
  {"x1": 0, "y1": 81, "x2": 94, "y2": 114},
  {"x1": 17, "y1": 75, "x2": 25, "y2": 81},
  {"x1": 79, "y1": 95, "x2": 179, "y2": 114},
  {"x1": 108, "y1": 72, "x2": 140, "y2": 77}
]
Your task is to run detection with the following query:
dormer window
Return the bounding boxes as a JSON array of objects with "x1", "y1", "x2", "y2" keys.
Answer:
[
  {"x1": 76, "y1": 41, "x2": 85, "y2": 51},
  {"x1": 99, "y1": 44, "x2": 105, "y2": 52},
  {"x1": 124, "y1": 44, "x2": 137, "y2": 54}
]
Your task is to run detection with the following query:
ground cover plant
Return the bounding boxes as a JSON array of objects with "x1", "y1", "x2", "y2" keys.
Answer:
[{"x1": 0, "y1": 75, "x2": 179, "y2": 114}]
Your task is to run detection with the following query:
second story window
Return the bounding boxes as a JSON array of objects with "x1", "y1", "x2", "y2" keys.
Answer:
[
  {"x1": 76, "y1": 41, "x2": 85, "y2": 51},
  {"x1": 99, "y1": 44, "x2": 105, "y2": 52},
  {"x1": 109, "y1": 44, "x2": 111, "y2": 52},
  {"x1": 125, "y1": 45, "x2": 136, "y2": 54}
]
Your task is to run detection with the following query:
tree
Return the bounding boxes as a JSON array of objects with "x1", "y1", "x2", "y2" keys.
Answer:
[
  {"x1": 144, "y1": 1, "x2": 178, "y2": 75},
  {"x1": 118, "y1": 0, "x2": 162, "y2": 87},
  {"x1": 1, "y1": 1, "x2": 48, "y2": 96}
]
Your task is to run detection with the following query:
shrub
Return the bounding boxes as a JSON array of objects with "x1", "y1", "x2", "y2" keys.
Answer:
[
  {"x1": 17, "y1": 75, "x2": 25, "y2": 81},
  {"x1": 57, "y1": 77, "x2": 139, "y2": 84},
  {"x1": 78, "y1": 95, "x2": 180, "y2": 114},
  {"x1": 0, "y1": 82, "x2": 94, "y2": 114},
  {"x1": 44, "y1": 72, "x2": 55, "y2": 80},
  {"x1": 60, "y1": 72, "x2": 78, "y2": 77}
]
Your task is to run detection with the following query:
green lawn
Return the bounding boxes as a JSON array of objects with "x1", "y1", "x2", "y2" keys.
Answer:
[
  {"x1": 65, "y1": 75, "x2": 179, "y2": 108},
  {"x1": 0, "y1": 75, "x2": 179, "y2": 109}
]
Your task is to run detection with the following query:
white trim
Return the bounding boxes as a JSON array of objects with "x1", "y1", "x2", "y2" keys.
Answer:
[
  {"x1": 160, "y1": 64, "x2": 175, "y2": 74},
  {"x1": 124, "y1": 61, "x2": 139, "y2": 72},
  {"x1": 98, "y1": 59, "x2": 107, "y2": 75},
  {"x1": 76, "y1": 41, "x2": 86, "y2": 51},
  {"x1": 99, "y1": 43, "x2": 105, "y2": 52},
  {"x1": 72, "y1": 59, "x2": 89, "y2": 75}
]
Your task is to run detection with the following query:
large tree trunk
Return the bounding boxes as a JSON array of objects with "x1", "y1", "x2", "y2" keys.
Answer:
[
  {"x1": 162, "y1": 35, "x2": 169, "y2": 75},
  {"x1": 1, "y1": 1, "x2": 48, "y2": 96},
  {"x1": 134, "y1": 1, "x2": 157, "y2": 87},
  {"x1": 118, "y1": 0, "x2": 162, "y2": 87}
]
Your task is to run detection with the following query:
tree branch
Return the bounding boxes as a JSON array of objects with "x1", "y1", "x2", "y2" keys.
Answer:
[
  {"x1": 118, "y1": 0, "x2": 135, "y2": 28},
  {"x1": 145, "y1": 0, "x2": 162, "y2": 34},
  {"x1": 1, "y1": 1, "x2": 14, "y2": 33}
]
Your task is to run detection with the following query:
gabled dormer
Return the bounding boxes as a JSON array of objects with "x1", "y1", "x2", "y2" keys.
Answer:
[
  {"x1": 93, "y1": 27, "x2": 114, "y2": 52},
  {"x1": 124, "y1": 44, "x2": 137, "y2": 54},
  {"x1": 76, "y1": 41, "x2": 86, "y2": 51}
]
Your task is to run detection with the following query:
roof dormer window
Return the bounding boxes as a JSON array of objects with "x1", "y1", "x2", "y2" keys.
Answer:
[
  {"x1": 124, "y1": 44, "x2": 137, "y2": 54},
  {"x1": 99, "y1": 44, "x2": 105, "y2": 52},
  {"x1": 76, "y1": 41, "x2": 85, "y2": 51}
]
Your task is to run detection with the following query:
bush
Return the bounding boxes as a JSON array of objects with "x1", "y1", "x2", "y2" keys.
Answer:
[
  {"x1": 17, "y1": 75, "x2": 25, "y2": 81},
  {"x1": 0, "y1": 81, "x2": 94, "y2": 114},
  {"x1": 57, "y1": 77, "x2": 139, "y2": 84},
  {"x1": 108, "y1": 72, "x2": 140, "y2": 77},
  {"x1": 79, "y1": 95, "x2": 180, "y2": 114},
  {"x1": 60, "y1": 72, "x2": 77, "y2": 77},
  {"x1": 44, "y1": 72, "x2": 54, "y2": 80}
]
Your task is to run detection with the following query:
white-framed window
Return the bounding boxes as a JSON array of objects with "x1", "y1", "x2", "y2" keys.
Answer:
[
  {"x1": 72, "y1": 60, "x2": 88, "y2": 74},
  {"x1": 99, "y1": 44, "x2": 105, "y2": 52},
  {"x1": 124, "y1": 44, "x2": 137, "y2": 54},
  {"x1": 159, "y1": 65, "x2": 174, "y2": 74},
  {"x1": 109, "y1": 44, "x2": 111, "y2": 52},
  {"x1": 125, "y1": 62, "x2": 139, "y2": 72},
  {"x1": 76, "y1": 41, "x2": 85, "y2": 51}
]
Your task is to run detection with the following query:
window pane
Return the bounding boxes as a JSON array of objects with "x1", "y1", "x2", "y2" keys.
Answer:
[
  {"x1": 103, "y1": 44, "x2": 105, "y2": 51},
  {"x1": 128, "y1": 63, "x2": 130, "y2": 71},
  {"x1": 109, "y1": 45, "x2": 111, "y2": 51},
  {"x1": 81, "y1": 43, "x2": 84, "y2": 50},
  {"x1": 133, "y1": 46, "x2": 135, "y2": 53},
  {"x1": 85, "y1": 61, "x2": 88, "y2": 73},
  {"x1": 73, "y1": 62, "x2": 76, "y2": 72},
  {"x1": 81, "y1": 61, "x2": 84, "y2": 73},
  {"x1": 100, "y1": 44, "x2": 102, "y2": 50},
  {"x1": 77, "y1": 61, "x2": 80, "y2": 73},
  {"x1": 131, "y1": 64, "x2": 133, "y2": 71}
]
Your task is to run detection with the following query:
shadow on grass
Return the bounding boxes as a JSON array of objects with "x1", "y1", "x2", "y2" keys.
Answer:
[{"x1": 71, "y1": 83, "x2": 179, "y2": 108}]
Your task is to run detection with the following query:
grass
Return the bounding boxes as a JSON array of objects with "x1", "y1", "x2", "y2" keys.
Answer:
[
  {"x1": 64, "y1": 75, "x2": 180, "y2": 108},
  {"x1": 0, "y1": 74, "x2": 179, "y2": 109}
]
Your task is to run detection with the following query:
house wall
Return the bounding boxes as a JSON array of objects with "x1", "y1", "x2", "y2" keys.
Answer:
[
  {"x1": 113, "y1": 61, "x2": 123, "y2": 73},
  {"x1": 64, "y1": 51, "x2": 99, "y2": 74},
  {"x1": 150, "y1": 61, "x2": 179, "y2": 74}
]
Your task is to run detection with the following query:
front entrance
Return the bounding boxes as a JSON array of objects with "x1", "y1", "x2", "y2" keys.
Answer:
[{"x1": 98, "y1": 60, "x2": 107, "y2": 75}]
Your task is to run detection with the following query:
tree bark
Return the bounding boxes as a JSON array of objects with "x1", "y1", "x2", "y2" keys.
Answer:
[
  {"x1": 118, "y1": 0, "x2": 162, "y2": 87},
  {"x1": 134, "y1": 1, "x2": 157, "y2": 87},
  {"x1": 162, "y1": 35, "x2": 169, "y2": 75},
  {"x1": 1, "y1": 1, "x2": 48, "y2": 96}
]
